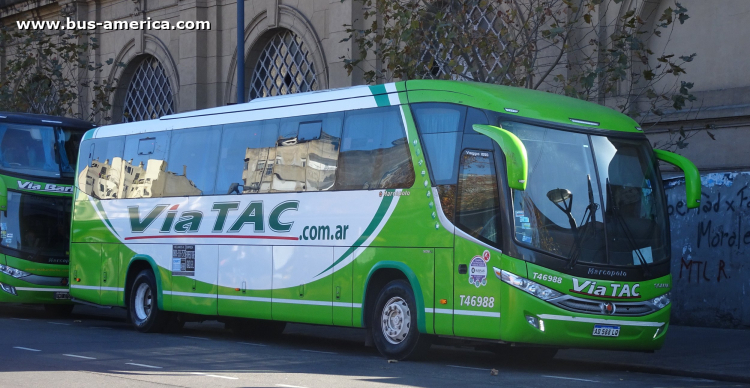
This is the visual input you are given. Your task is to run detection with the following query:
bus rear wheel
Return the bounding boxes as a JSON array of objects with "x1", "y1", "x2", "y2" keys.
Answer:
[
  {"x1": 370, "y1": 279, "x2": 431, "y2": 360},
  {"x1": 129, "y1": 270, "x2": 168, "y2": 333}
]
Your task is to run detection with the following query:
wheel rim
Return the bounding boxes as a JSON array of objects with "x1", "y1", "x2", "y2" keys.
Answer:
[
  {"x1": 381, "y1": 296, "x2": 411, "y2": 345},
  {"x1": 134, "y1": 283, "x2": 153, "y2": 321}
]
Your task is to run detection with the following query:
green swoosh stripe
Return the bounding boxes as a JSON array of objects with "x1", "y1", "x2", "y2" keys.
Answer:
[
  {"x1": 316, "y1": 190, "x2": 395, "y2": 276},
  {"x1": 93, "y1": 199, "x2": 120, "y2": 238}
]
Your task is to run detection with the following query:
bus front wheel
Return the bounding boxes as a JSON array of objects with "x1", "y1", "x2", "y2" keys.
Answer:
[
  {"x1": 129, "y1": 270, "x2": 168, "y2": 333},
  {"x1": 370, "y1": 279, "x2": 431, "y2": 360}
]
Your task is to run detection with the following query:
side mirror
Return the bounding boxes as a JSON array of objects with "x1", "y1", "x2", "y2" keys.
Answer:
[
  {"x1": 653, "y1": 149, "x2": 700, "y2": 209},
  {"x1": 472, "y1": 124, "x2": 528, "y2": 190},
  {"x1": 0, "y1": 177, "x2": 6, "y2": 211}
]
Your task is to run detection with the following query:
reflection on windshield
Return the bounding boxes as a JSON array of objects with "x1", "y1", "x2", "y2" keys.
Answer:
[
  {"x1": 505, "y1": 121, "x2": 606, "y2": 263},
  {"x1": 505, "y1": 121, "x2": 668, "y2": 268},
  {"x1": 592, "y1": 136, "x2": 668, "y2": 267},
  {"x1": 0, "y1": 123, "x2": 81, "y2": 177}
]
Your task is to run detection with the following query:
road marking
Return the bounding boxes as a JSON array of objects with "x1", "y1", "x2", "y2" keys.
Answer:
[
  {"x1": 11, "y1": 318, "x2": 30, "y2": 321},
  {"x1": 63, "y1": 354, "x2": 96, "y2": 360},
  {"x1": 13, "y1": 347, "x2": 41, "y2": 352},
  {"x1": 446, "y1": 365, "x2": 493, "y2": 371},
  {"x1": 183, "y1": 336, "x2": 209, "y2": 340},
  {"x1": 276, "y1": 385, "x2": 308, "y2": 388},
  {"x1": 125, "y1": 362, "x2": 162, "y2": 369},
  {"x1": 238, "y1": 342, "x2": 267, "y2": 347},
  {"x1": 48, "y1": 322, "x2": 70, "y2": 326},
  {"x1": 191, "y1": 372, "x2": 238, "y2": 380},
  {"x1": 542, "y1": 375, "x2": 599, "y2": 383},
  {"x1": 301, "y1": 349, "x2": 337, "y2": 355}
]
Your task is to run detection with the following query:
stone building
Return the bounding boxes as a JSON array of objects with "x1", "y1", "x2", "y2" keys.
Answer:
[{"x1": 2, "y1": 0, "x2": 749, "y2": 328}]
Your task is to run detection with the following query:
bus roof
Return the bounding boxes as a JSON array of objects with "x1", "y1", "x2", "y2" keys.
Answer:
[
  {"x1": 90, "y1": 80, "x2": 642, "y2": 138},
  {"x1": 404, "y1": 80, "x2": 642, "y2": 134},
  {"x1": 0, "y1": 111, "x2": 96, "y2": 130}
]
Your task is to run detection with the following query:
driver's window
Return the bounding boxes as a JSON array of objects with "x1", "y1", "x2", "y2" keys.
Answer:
[{"x1": 455, "y1": 149, "x2": 502, "y2": 248}]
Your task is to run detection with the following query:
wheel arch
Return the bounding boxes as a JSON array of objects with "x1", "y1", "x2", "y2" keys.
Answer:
[
  {"x1": 124, "y1": 255, "x2": 166, "y2": 310},
  {"x1": 361, "y1": 261, "x2": 427, "y2": 333}
]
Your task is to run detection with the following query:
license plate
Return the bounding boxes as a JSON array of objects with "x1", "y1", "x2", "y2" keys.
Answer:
[
  {"x1": 54, "y1": 292, "x2": 70, "y2": 300},
  {"x1": 592, "y1": 324, "x2": 620, "y2": 337}
]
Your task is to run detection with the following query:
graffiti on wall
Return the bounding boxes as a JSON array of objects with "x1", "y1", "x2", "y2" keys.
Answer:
[{"x1": 665, "y1": 172, "x2": 750, "y2": 328}]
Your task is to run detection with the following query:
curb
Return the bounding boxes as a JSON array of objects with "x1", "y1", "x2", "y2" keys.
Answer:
[{"x1": 559, "y1": 359, "x2": 750, "y2": 384}]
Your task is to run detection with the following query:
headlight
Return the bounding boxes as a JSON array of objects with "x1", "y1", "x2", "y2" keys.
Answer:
[
  {"x1": 498, "y1": 269, "x2": 563, "y2": 301},
  {"x1": 650, "y1": 292, "x2": 671, "y2": 309},
  {"x1": 0, "y1": 264, "x2": 31, "y2": 279}
]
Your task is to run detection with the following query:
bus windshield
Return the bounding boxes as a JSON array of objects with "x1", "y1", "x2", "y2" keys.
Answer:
[
  {"x1": 505, "y1": 121, "x2": 669, "y2": 268},
  {"x1": 0, "y1": 123, "x2": 82, "y2": 178},
  {"x1": 0, "y1": 191, "x2": 72, "y2": 259}
]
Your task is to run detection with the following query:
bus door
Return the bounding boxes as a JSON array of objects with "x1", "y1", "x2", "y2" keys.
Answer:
[{"x1": 452, "y1": 148, "x2": 503, "y2": 339}]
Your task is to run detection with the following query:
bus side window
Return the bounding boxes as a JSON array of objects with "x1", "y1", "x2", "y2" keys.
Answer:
[
  {"x1": 336, "y1": 106, "x2": 414, "y2": 190},
  {"x1": 164, "y1": 126, "x2": 221, "y2": 197},
  {"x1": 455, "y1": 149, "x2": 502, "y2": 248},
  {"x1": 272, "y1": 112, "x2": 343, "y2": 193},
  {"x1": 121, "y1": 132, "x2": 171, "y2": 199},
  {"x1": 218, "y1": 119, "x2": 279, "y2": 194},
  {"x1": 79, "y1": 137, "x2": 125, "y2": 199},
  {"x1": 411, "y1": 103, "x2": 467, "y2": 222}
]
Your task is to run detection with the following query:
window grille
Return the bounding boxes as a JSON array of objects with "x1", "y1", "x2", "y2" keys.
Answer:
[
  {"x1": 122, "y1": 56, "x2": 175, "y2": 122},
  {"x1": 421, "y1": 2, "x2": 506, "y2": 80},
  {"x1": 248, "y1": 30, "x2": 318, "y2": 101}
]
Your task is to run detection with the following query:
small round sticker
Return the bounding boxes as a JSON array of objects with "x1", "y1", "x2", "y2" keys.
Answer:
[{"x1": 482, "y1": 250, "x2": 491, "y2": 262}]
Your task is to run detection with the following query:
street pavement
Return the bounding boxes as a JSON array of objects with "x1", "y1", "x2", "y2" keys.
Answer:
[{"x1": 0, "y1": 304, "x2": 747, "y2": 387}]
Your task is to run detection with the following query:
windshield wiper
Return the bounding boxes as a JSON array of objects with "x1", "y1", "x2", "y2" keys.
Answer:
[
  {"x1": 565, "y1": 175, "x2": 599, "y2": 269},
  {"x1": 606, "y1": 179, "x2": 651, "y2": 276}
]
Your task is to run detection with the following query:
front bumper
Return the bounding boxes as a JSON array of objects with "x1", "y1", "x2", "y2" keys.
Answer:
[
  {"x1": 500, "y1": 283, "x2": 669, "y2": 351},
  {"x1": 0, "y1": 272, "x2": 71, "y2": 304}
]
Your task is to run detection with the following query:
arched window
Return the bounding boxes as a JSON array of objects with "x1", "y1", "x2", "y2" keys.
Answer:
[
  {"x1": 248, "y1": 29, "x2": 319, "y2": 100},
  {"x1": 122, "y1": 56, "x2": 175, "y2": 122}
]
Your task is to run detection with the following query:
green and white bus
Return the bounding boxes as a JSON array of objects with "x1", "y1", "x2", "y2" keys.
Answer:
[
  {"x1": 69, "y1": 80, "x2": 699, "y2": 359},
  {"x1": 0, "y1": 112, "x2": 94, "y2": 314}
]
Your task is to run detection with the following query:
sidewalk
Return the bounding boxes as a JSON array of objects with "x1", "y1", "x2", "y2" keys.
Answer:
[{"x1": 557, "y1": 325, "x2": 750, "y2": 383}]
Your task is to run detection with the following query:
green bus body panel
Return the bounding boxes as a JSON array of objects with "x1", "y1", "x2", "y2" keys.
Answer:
[
  {"x1": 654, "y1": 149, "x2": 701, "y2": 209},
  {"x1": 453, "y1": 236, "x2": 502, "y2": 339},
  {"x1": 472, "y1": 124, "x2": 528, "y2": 190},
  {"x1": 433, "y1": 248, "x2": 453, "y2": 336},
  {"x1": 100, "y1": 244, "x2": 121, "y2": 306},
  {"x1": 69, "y1": 243, "x2": 101, "y2": 304},
  {"x1": 0, "y1": 175, "x2": 73, "y2": 197},
  {"x1": 0, "y1": 177, "x2": 7, "y2": 210},
  {"x1": 406, "y1": 80, "x2": 641, "y2": 133},
  {"x1": 273, "y1": 273, "x2": 332, "y2": 325},
  {"x1": 333, "y1": 261, "x2": 354, "y2": 327},
  {"x1": 4, "y1": 255, "x2": 68, "y2": 277},
  {"x1": 0, "y1": 254, "x2": 70, "y2": 305}
]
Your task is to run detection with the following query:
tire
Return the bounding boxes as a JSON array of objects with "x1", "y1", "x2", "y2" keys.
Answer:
[
  {"x1": 129, "y1": 269, "x2": 168, "y2": 333},
  {"x1": 370, "y1": 279, "x2": 431, "y2": 360},
  {"x1": 43, "y1": 304, "x2": 74, "y2": 317}
]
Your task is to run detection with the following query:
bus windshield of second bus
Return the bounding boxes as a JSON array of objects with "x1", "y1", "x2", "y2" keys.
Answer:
[{"x1": 0, "y1": 122, "x2": 83, "y2": 178}]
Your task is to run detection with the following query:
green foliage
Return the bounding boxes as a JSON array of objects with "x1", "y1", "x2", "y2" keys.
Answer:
[
  {"x1": 343, "y1": 0, "x2": 702, "y2": 134},
  {"x1": 0, "y1": 27, "x2": 123, "y2": 124}
]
